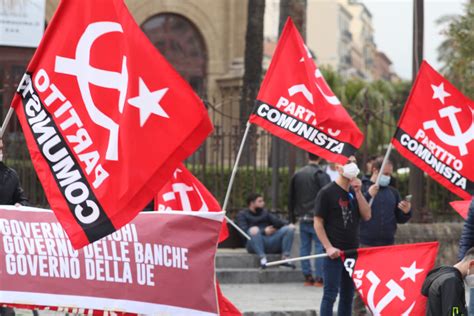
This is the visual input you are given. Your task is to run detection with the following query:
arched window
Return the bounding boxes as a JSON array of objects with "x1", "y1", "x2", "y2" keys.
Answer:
[{"x1": 142, "y1": 13, "x2": 208, "y2": 96}]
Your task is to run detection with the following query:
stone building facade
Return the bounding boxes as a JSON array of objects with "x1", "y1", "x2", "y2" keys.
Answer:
[{"x1": 0, "y1": 0, "x2": 248, "y2": 134}]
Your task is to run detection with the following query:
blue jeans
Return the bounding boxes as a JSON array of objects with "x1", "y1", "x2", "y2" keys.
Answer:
[
  {"x1": 320, "y1": 257, "x2": 355, "y2": 316},
  {"x1": 469, "y1": 288, "x2": 474, "y2": 315},
  {"x1": 246, "y1": 225, "x2": 295, "y2": 258},
  {"x1": 299, "y1": 221, "x2": 324, "y2": 279}
]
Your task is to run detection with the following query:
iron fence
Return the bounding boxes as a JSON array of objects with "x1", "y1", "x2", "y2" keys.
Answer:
[{"x1": 1, "y1": 96, "x2": 459, "y2": 222}]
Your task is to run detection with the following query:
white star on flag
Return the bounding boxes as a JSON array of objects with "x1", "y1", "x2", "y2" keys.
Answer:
[
  {"x1": 128, "y1": 78, "x2": 169, "y2": 127},
  {"x1": 400, "y1": 261, "x2": 424, "y2": 282},
  {"x1": 431, "y1": 82, "x2": 451, "y2": 104}
]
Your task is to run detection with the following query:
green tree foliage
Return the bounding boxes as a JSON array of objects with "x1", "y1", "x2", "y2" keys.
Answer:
[
  {"x1": 438, "y1": 2, "x2": 474, "y2": 98},
  {"x1": 319, "y1": 65, "x2": 410, "y2": 164}
]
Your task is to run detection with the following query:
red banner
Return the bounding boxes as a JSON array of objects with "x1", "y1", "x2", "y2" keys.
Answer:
[
  {"x1": 450, "y1": 199, "x2": 472, "y2": 219},
  {"x1": 342, "y1": 242, "x2": 438, "y2": 316},
  {"x1": 154, "y1": 163, "x2": 229, "y2": 242},
  {"x1": 0, "y1": 206, "x2": 223, "y2": 315},
  {"x1": 249, "y1": 18, "x2": 364, "y2": 163},
  {"x1": 11, "y1": 0, "x2": 212, "y2": 249},
  {"x1": 392, "y1": 61, "x2": 474, "y2": 200}
]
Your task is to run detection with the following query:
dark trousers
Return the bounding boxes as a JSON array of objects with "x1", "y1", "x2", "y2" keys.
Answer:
[
  {"x1": 320, "y1": 256, "x2": 355, "y2": 316},
  {"x1": 0, "y1": 308, "x2": 14, "y2": 316},
  {"x1": 299, "y1": 221, "x2": 324, "y2": 279}
]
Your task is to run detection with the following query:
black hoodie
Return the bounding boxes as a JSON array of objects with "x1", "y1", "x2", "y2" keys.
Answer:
[
  {"x1": 421, "y1": 266, "x2": 467, "y2": 316},
  {"x1": 0, "y1": 162, "x2": 28, "y2": 205}
]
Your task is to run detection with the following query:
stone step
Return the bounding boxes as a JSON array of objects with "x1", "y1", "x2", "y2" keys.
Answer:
[
  {"x1": 216, "y1": 252, "x2": 286, "y2": 269},
  {"x1": 217, "y1": 268, "x2": 304, "y2": 284},
  {"x1": 221, "y1": 283, "x2": 323, "y2": 315}
]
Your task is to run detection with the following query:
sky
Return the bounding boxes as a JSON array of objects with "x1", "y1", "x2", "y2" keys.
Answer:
[{"x1": 360, "y1": 0, "x2": 468, "y2": 80}]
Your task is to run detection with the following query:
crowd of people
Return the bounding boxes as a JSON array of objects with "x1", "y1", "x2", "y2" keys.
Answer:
[
  {"x1": 2, "y1": 136, "x2": 474, "y2": 315},
  {"x1": 236, "y1": 151, "x2": 474, "y2": 316}
]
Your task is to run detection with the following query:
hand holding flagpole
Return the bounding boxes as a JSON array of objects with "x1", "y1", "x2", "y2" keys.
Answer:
[
  {"x1": 369, "y1": 143, "x2": 393, "y2": 207},
  {"x1": 265, "y1": 253, "x2": 329, "y2": 267}
]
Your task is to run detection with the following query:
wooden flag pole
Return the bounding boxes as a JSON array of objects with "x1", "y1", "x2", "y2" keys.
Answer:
[
  {"x1": 369, "y1": 143, "x2": 393, "y2": 207},
  {"x1": 265, "y1": 253, "x2": 329, "y2": 267},
  {"x1": 0, "y1": 107, "x2": 14, "y2": 138},
  {"x1": 222, "y1": 121, "x2": 252, "y2": 241}
]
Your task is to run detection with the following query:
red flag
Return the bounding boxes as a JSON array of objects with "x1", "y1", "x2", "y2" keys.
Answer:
[
  {"x1": 216, "y1": 282, "x2": 242, "y2": 316},
  {"x1": 153, "y1": 164, "x2": 239, "y2": 314},
  {"x1": 154, "y1": 163, "x2": 229, "y2": 242},
  {"x1": 450, "y1": 199, "x2": 472, "y2": 219},
  {"x1": 342, "y1": 242, "x2": 438, "y2": 316},
  {"x1": 392, "y1": 61, "x2": 474, "y2": 200},
  {"x1": 11, "y1": 0, "x2": 212, "y2": 249},
  {"x1": 249, "y1": 18, "x2": 364, "y2": 163}
]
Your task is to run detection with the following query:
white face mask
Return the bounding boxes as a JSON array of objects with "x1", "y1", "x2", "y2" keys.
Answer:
[
  {"x1": 379, "y1": 174, "x2": 391, "y2": 187},
  {"x1": 342, "y1": 163, "x2": 360, "y2": 180}
]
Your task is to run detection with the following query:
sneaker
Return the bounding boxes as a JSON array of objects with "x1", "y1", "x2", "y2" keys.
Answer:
[
  {"x1": 304, "y1": 275, "x2": 315, "y2": 286},
  {"x1": 313, "y1": 276, "x2": 324, "y2": 287},
  {"x1": 260, "y1": 257, "x2": 267, "y2": 270},
  {"x1": 313, "y1": 280, "x2": 323, "y2": 287}
]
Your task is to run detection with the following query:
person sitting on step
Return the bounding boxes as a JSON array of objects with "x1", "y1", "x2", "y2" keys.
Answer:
[{"x1": 236, "y1": 193, "x2": 296, "y2": 269}]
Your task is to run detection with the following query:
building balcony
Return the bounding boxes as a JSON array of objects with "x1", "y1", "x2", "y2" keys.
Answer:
[
  {"x1": 365, "y1": 57, "x2": 374, "y2": 67},
  {"x1": 342, "y1": 30, "x2": 353, "y2": 41},
  {"x1": 340, "y1": 54, "x2": 352, "y2": 66},
  {"x1": 366, "y1": 35, "x2": 376, "y2": 45}
]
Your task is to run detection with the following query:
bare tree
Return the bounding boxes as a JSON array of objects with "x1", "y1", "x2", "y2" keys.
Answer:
[
  {"x1": 239, "y1": 0, "x2": 265, "y2": 165},
  {"x1": 270, "y1": 0, "x2": 307, "y2": 210},
  {"x1": 409, "y1": 0, "x2": 425, "y2": 219}
]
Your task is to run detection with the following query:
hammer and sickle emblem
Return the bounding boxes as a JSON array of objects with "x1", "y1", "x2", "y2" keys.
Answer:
[
  {"x1": 55, "y1": 22, "x2": 128, "y2": 161},
  {"x1": 366, "y1": 271, "x2": 405, "y2": 316},
  {"x1": 423, "y1": 106, "x2": 474, "y2": 156},
  {"x1": 287, "y1": 70, "x2": 341, "y2": 107},
  {"x1": 287, "y1": 64, "x2": 342, "y2": 137},
  {"x1": 162, "y1": 183, "x2": 210, "y2": 212}
]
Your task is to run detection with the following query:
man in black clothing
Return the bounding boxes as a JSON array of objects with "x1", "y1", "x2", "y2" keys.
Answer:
[
  {"x1": 458, "y1": 197, "x2": 474, "y2": 260},
  {"x1": 237, "y1": 193, "x2": 295, "y2": 268},
  {"x1": 422, "y1": 247, "x2": 474, "y2": 315},
  {"x1": 360, "y1": 157, "x2": 411, "y2": 247},
  {"x1": 289, "y1": 152, "x2": 330, "y2": 286},
  {"x1": 0, "y1": 140, "x2": 28, "y2": 206},
  {"x1": 0, "y1": 140, "x2": 28, "y2": 316},
  {"x1": 0, "y1": 162, "x2": 28, "y2": 206},
  {"x1": 314, "y1": 156, "x2": 372, "y2": 316}
]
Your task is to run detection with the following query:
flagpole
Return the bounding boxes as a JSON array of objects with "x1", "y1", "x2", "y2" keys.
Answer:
[
  {"x1": 265, "y1": 253, "x2": 329, "y2": 267},
  {"x1": 369, "y1": 143, "x2": 393, "y2": 206},
  {"x1": 225, "y1": 214, "x2": 251, "y2": 241},
  {"x1": 0, "y1": 107, "x2": 14, "y2": 138},
  {"x1": 222, "y1": 121, "x2": 252, "y2": 241}
]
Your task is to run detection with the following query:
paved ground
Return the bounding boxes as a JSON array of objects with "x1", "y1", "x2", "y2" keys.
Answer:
[
  {"x1": 13, "y1": 284, "x2": 473, "y2": 315},
  {"x1": 13, "y1": 283, "x2": 326, "y2": 316},
  {"x1": 221, "y1": 283, "x2": 473, "y2": 315},
  {"x1": 220, "y1": 283, "x2": 326, "y2": 314}
]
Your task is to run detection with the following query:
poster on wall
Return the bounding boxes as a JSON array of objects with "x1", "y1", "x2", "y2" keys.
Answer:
[{"x1": 0, "y1": 0, "x2": 45, "y2": 47}]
